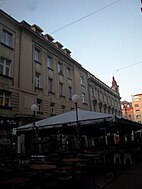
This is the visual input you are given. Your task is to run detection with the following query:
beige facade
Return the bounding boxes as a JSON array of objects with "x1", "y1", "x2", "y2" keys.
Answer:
[
  {"x1": 132, "y1": 94, "x2": 142, "y2": 123},
  {"x1": 121, "y1": 101, "x2": 135, "y2": 121},
  {"x1": 0, "y1": 9, "x2": 121, "y2": 131}
]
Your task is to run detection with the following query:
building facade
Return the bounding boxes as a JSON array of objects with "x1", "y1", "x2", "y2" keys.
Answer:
[
  {"x1": 0, "y1": 9, "x2": 121, "y2": 136},
  {"x1": 131, "y1": 94, "x2": 142, "y2": 123},
  {"x1": 121, "y1": 101, "x2": 135, "y2": 121}
]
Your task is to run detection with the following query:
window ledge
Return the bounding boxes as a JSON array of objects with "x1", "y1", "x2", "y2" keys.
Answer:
[
  {"x1": 1, "y1": 42, "x2": 14, "y2": 50},
  {"x1": 34, "y1": 60, "x2": 42, "y2": 64},
  {"x1": 48, "y1": 91, "x2": 55, "y2": 95},
  {"x1": 0, "y1": 74, "x2": 14, "y2": 80},
  {"x1": 35, "y1": 87, "x2": 43, "y2": 91},
  {"x1": 60, "y1": 95, "x2": 65, "y2": 98}
]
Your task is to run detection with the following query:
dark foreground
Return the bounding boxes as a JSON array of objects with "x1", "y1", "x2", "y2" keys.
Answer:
[{"x1": 0, "y1": 159, "x2": 142, "y2": 189}]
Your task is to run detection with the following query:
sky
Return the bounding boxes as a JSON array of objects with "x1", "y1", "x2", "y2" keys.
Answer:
[{"x1": 0, "y1": 0, "x2": 142, "y2": 102}]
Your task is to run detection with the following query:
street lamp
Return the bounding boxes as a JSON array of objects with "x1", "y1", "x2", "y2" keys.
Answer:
[
  {"x1": 72, "y1": 94, "x2": 80, "y2": 150},
  {"x1": 72, "y1": 94, "x2": 80, "y2": 126},
  {"x1": 31, "y1": 104, "x2": 39, "y2": 154}
]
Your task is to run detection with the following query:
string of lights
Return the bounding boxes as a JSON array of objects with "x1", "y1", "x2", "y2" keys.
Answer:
[
  {"x1": 116, "y1": 61, "x2": 142, "y2": 72},
  {"x1": 51, "y1": 0, "x2": 122, "y2": 34}
]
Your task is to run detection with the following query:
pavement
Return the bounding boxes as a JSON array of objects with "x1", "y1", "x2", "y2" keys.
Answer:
[{"x1": 94, "y1": 162, "x2": 142, "y2": 189}]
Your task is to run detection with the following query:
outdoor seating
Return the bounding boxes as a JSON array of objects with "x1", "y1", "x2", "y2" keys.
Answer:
[
  {"x1": 54, "y1": 166, "x2": 73, "y2": 180},
  {"x1": 123, "y1": 153, "x2": 134, "y2": 165},
  {"x1": 113, "y1": 153, "x2": 121, "y2": 164}
]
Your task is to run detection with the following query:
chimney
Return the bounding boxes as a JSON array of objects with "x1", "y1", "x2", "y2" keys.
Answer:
[
  {"x1": 54, "y1": 41, "x2": 63, "y2": 49},
  {"x1": 44, "y1": 34, "x2": 54, "y2": 42},
  {"x1": 31, "y1": 24, "x2": 43, "y2": 35},
  {"x1": 63, "y1": 48, "x2": 71, "y2": 56}
]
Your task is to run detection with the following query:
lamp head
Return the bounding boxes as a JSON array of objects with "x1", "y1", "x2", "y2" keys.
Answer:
[
  {"x1": 72, "y1": 94, "x2": 80, "y2": 104},
  {"x1": 31, "y1": 104, "x2": 39, "y2": 112}
]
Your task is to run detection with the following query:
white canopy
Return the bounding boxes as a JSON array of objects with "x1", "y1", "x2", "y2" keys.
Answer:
[{"x1": 17, "y1": 109, "x2": 115, "y2": 132}]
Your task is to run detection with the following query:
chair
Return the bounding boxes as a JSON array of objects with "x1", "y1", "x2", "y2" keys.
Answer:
[
  {"x1": 123, "y1": 153, "x2": 133, "y2": 165},
  {"x1": 114, "y1": 153, "x2": 121, "y2": 164}
]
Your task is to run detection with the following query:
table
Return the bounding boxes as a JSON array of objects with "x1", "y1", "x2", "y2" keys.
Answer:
[
  {"x1": 7, "y1": 177, "x2": 31, "y2": 188},
  {"x1": 30, "y1": 164, "x2": 56, "y2": 189},
  {"x1": 30, "y1": 164, "x2": 56, "y2": 171},
  {"x1": 62, "y1": 157, "x2": 88, "y2": 180},
  {"x1": 8, "y1": 177, "x2": 30, "y2": 184}
]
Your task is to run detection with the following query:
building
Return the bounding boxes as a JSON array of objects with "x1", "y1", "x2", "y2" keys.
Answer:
[
  {"x1": 132, "y1": 94, "x2": 142, "y2": 123},
  {"x1": 0, "y1": 9, "x2": 121, "y2": 143},
  {"x1": 121, "y1": 101, "x2": 134, "y2": 121}
]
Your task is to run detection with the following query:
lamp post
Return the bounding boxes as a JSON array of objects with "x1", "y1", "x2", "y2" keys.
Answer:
[
  {"x1": 72, "y1": 94, "x2": 80, "y2": 150},
  {"x1": 31, "y1": 104, "x2": 39, "y2": 154}
]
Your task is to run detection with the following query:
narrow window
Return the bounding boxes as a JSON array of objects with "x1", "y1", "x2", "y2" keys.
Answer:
[
  {"x1": 35, "y1": 72, "x2": 41, "y2": 88},
  {"x1": 34, "y1": 48, "x2": 40, "y2": 62}
]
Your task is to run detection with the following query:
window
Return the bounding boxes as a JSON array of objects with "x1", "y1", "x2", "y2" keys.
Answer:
[
  {"x1": 62, "y1": 105, "x2": 65, "y2": 113},
  {"x1": 67, "y1": 67, "x2": 71, "y2": 78},
  {"x1": 48, "y1": 78, "x2": 53, "y2": 92},
  {"x1": 58, "y1": 62, "x2": 62, "y2": 74},
  {"x1": 47, "y1": 55, "x2": 52, "y2": 68},
  {"x1": 0, "y1": 91, "x2": 10, "y2": 107},
  {"x1": 80, "y1": 75, "x2": 84, "y2": 85},
  {"x1": 0, "y1": 57, "x2": 11, "y2": 77},
  {"x1": 50, "y1": 102, "x2": 55, "y2": 115},
  {"x1": 35, "y1": 72, "x2": 41, "y2": 88},
  {"x1": 136, "y1": 115, "x2": 141, "y2": 119},
  {"x1": 59, "y1": 82, "x2": 64, "y2": 96},
  {"x1": 135, "y1": 109, "x2": 140, "y2": 112},
  {"x1": 68, "y1": 87, "x2": 72, "y2": 99},
  {"x1": 2, "y1": 29, "x2": 13, "y2": 47},
  {"x1": 92, "y1": 87, "x2": 94, "y2": 97},
  {"x1": 37, "y1": 99, "x2": 42, "y2": 113},
  {"x1": 134, "y1": 104, "x2": 139, "y2": 107},
  {"x1": 34, "y1": 48, "x2": 40, "y2": 62},
  {"x1": 81, "y1": 92, "x2": 85, "y2": 103}
]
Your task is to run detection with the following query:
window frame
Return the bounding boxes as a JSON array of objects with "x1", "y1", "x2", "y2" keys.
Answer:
[
  {"x1": 80, "y1": 75, "x2": 84, "y2": 85},
  {"x1": 34, "y1": 48, "x2": 41, "y2": 62},
  {"x1": 47, "y1": 55, "x2": 53, "y2": 68},
  {"x1": 35, "y1": 72, "x2": 41, "y2": 88},
  {"x1": 0, "y1": 57, "x2": 11, "y2": 77},
  {"x1": 59, "y1": 82, "x2": 64, "y2": 96},
  {"x1": 48, "y1": 78, "x2": 53, "y2": 92},
  {"x1": 2, "y1": 29, "x2": 13, "y2": 47},
  {"x1": 81, "y1": 92, "x2": 85, "y2": 103},
  {"x1": 0, "y1": 91, "x2": 11, "y2": 107},
  {"x1": 58, "y1": 62, "x2": 63, "y2": 74}
]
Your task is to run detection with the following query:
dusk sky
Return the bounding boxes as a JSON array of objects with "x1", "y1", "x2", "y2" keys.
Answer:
[{"x1": 1, "y1": 0, "x2": 142, "y2": 101}]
